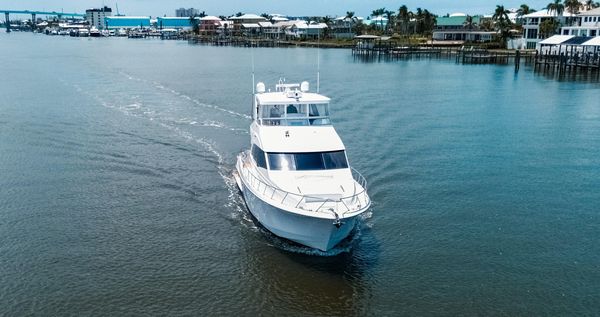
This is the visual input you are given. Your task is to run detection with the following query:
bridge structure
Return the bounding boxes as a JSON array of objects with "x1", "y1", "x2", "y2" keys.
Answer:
[{"x1": 1, "y1": 10, "x2": 85, "y2": 32}]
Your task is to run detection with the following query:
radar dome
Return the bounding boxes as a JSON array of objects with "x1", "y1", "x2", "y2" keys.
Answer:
[
  {"x1": 256, "y1": 82, "x2": 265, "y2": 93},
  {"x1": 300, "y1": 81, "x2": 309, "y2": 92}
]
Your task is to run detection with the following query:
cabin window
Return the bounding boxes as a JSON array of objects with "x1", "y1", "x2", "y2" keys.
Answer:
[
  {"x1": 267, "y1": 150, "x2": 348, "y2": 171},
  {"x1": 322, "y1": 151, "x2": 349, "y2": 169},
  {"x1": 295, "y1": 152, "x2": 325, "y2": 170},
  {"x1": 260, "y1": 105, "x2": 284, "y2": 126},
  {"x1": 251, "y1": 145, "x2": 267, "y2": 168},
  {"x1": 268, "y1": 153, "x2": 296, "y2": 171},
  {"x1": 308, "y1": 104, "x2": 331, "y2": 125},
  {"x1": 259, "y1": 103, "x2": 331, "y2": 126}
]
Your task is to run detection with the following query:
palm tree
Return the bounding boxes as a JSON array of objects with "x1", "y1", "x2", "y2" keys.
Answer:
[
  {"x1": 189, "y1": 15, "x2": 199, "y2": 35},
  {"x1": 546, "y1": 0, "x2": 565, "y2": 17},
  {"x1": 321, "y1": 16, "x2": 332, "y2": 38},
  {"x1": 585, "y1": 0, "x2": 600, "y2": 9},
  {"x1": 345, "y1": 11, "x2": 356, "y2": 35},
  {"x1": 398, "y1": 5, "x2": 410, "y2": 34},
  {"x1": 414, "y1": 7, "x2": 423, "y2": 34},
  {"x1": 517, "y1": 4, "x2": 535, "y2": 19},
  {"x1": 422, "y1": 9, "x2": 436, "y2": 35},
  {"x1": 352, "y1": 21, "x2": 365, "y2": 36},
  {"x1": 463, "y1": 15, "x2": 477, "y2": 30},
  {"x1": 564, "y1": 0, "x2": 582, "y2": 26},
  {"x1": 198, "y1": 11, "x2": 207, "y2": 18},
  {"x1": 372, "y1": 8, "x2": 386, "y2": 17},
  {"x1": 384, "y1": 10, "x2": 396, "y2": 34},
  {"x1": 371, "y1": 8, "x2": 387, "y2": 31},
  {"x1": 539, "y1": 18, "x2": 559, "y2": 37},
  {"x1": 479, "y1": 19, "x2": 495, "y2": 31},
  {"x1": 492, "y1": 5, "x2": 512, "y2": 48},
  {"x1": 492, "y1": 5, "x2": 510, "y2": 24},
  {"x1": 564, "y1": 0, "x2": 582, "y2": 14}
]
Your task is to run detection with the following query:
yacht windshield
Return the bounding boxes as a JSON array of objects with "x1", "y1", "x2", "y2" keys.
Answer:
[
  {"x1": 259, "y1": 104, "x2": 331, "y2": 126},
  {"x1": 267, "y1": 150, "x2": 348, "y2": 171}
]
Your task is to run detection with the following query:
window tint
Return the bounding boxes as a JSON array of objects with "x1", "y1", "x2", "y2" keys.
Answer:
[
  {"x1": 295, "y1": 153, "x2": 325, "y2": 170},
  {"x1": 267, "y1": 151, "x2": 348, "y2": 171},
  {"x1": 251, "y1": 145, "x2": 267, "y2": 168},
  {"x1": 309, "y1": 104, "x2": 329, "y2": 117},
  {"x1": 268, "y1": 153, "x2": 296, "y2": 171},
  {"x1": 323, "y1": 151, "x2": 349, "y2": 169},
  {"x1": 261, "y1": 105, "x2": 283, "y2": 119}
]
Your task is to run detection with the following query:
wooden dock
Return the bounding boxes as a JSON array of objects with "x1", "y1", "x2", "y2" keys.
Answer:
[
  {"x1": 188, "y1": 36, "x2": 290, "y2": 47},
  {"x1": 533, "y1": 51, "x2": 600, "y2": 76}
]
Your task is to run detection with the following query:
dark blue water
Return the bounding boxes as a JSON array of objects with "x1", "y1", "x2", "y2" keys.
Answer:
[{"x1": 1, "y1": 32, "x2": 599, "y2": 315}]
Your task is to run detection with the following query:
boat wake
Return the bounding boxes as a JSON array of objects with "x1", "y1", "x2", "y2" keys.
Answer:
[
  {"x1": 59, "y1": 75, "x2": 373, "y2": 256},
  {"x1": 118, "y1": 71, "x2": 252, "y2": 120}
]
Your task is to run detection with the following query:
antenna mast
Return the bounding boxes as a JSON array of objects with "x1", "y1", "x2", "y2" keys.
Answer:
[
  {"x1": 317, "y1": 28, "x2": 320, "y2": 93},
  {"x1": 251, "y1": 43, "x2": 255, "y2": 94}
]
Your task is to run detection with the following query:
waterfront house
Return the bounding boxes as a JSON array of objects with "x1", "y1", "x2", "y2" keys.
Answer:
[
  {"x1": 433, "y1": 14, "x2": 495, "y2": 42},
  {"x1": 282, "y1": 21, "x2": 327, "y2": 40},
  {"x1": 561, "y1": 8, "x2": 600, "y2": 37},
  {"x1": 522, "y1": 10, "x2": 576, "y2": 49},
  {"x1": 259, "y1": 21, "x2": 279, "y2": 39},
  {"x1": 199, "y1": 16, "x2": 221, "y2": 36},
  {"x1": 230, "y1": 14, "x2": 267, "y2": 36},
  {"x1": 241, "y1": 23, "x2": 261, "y2": 37},
  {"x1": 331, "y1": 16, "x2": 363, "y2": 39}
]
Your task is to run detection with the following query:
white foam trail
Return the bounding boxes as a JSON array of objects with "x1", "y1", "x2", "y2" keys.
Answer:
[{"x1": 118, "y1": 71, "x2": 251, "y2": 119}]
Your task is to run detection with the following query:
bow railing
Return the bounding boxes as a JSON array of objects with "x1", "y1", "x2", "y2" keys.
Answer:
[{"x1": 238, "y1": 152, "x2": 370, "y2": 217}]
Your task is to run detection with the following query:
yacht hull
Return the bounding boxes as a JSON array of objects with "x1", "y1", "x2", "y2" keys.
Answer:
[{"x1": 236, "y1": 175, "x2": 357, "y2": 251}]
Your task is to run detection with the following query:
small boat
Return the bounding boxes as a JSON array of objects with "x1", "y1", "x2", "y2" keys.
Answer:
[
  {"x1": 235, "y1": 80, "x2": 371, "y2": 251},
  {"x1": 79, "y1": 29, "x2": 90, "y2": 37},
  {"x1": 89, "y1": 27, "x2": 101, "y2": 37}
]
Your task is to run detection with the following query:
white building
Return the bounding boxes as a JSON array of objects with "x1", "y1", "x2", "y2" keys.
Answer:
[
  {"x1": 561, "y1": 7, "x2": 600, "y2": 36},
  {"x1": 175, "y1": 8, "x2": 198, "y2": 18},
  {"x1": 284, "y1": 21, "x2": 327, "y2": 39},
  {"x1": 522, "y1": 10, "x2": 576, "y2": 49},
  {"x1": 85, "y1": 6, "x2": 112, "y2": 29}
]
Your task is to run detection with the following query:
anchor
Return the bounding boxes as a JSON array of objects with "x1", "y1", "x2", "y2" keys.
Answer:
[{"x1": 331, "y1": 209, "x2": 343, "y2": 228}]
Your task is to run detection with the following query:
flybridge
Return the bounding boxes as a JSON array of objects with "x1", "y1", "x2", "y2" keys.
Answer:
[{"x1": 254, "y1": 80, "x2": 331, "y2": 127}]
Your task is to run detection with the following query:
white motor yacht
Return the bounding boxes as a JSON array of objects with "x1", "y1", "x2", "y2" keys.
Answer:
[{"x1": 234, "y1": 80, "x2": 371, "y2": 251}]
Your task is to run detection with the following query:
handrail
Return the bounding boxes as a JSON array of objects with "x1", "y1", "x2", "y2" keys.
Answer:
[{"x1": 238, "y1": 151, "x2": 370, "y2": 217}]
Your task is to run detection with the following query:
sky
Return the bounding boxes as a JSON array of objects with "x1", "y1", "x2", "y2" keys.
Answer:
[{"x1": 1, "y1": 0, "x2": 553, "y2": 18}]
